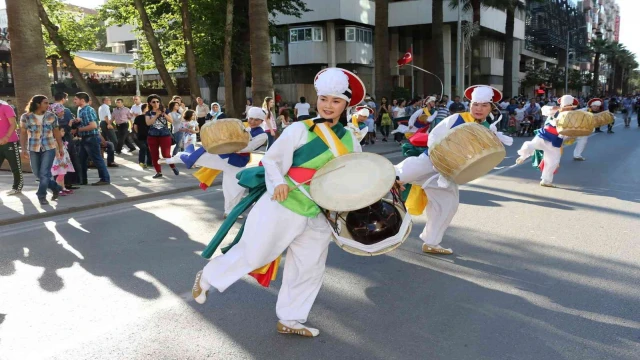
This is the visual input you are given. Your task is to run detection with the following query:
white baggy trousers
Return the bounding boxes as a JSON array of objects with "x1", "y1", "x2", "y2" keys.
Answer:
[
  {"x1": 202, "y1": 193, "x2": 332, "y2": 323},
  {"x1": 573, "y1": 136, "x2": 588, "y2": 158},
  {"x1": 395, "y1": 153, "x2": 459, "y2": 246},
  {"x1": 517, "y1": 136, "x2": 561, "y2": 184},
  {"x1": 166, "y1": 152, "x2": 245, "y2": 215}
]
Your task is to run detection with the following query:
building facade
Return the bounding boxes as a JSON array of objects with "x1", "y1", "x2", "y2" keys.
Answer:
[{"x1": 270, "y1": 0, "x2": 526, "y2": 102}]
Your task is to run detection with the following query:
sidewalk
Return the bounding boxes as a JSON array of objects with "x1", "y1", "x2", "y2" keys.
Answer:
[{"x1": 0, "y1": 142, "x2": 401, "y2": 225}]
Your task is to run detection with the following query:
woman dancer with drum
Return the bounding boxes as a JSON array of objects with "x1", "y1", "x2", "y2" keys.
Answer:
[
  {"x1": 395, "y1": 85, "x2": 511, "y2": 255},
  {"x1": 164, "y1": 107, "x2": 267, "y2": 218},
  {"x1": 405, "y1": 96, "x2": 437, "y2": 136},
  {"x1": 573, "y1": 98, "x2": 603, "y2": 161},
  {"x1": 191, "y1": 68, "x2": 365, "y2": 337},
  {"x1": 515, "y1": 95, "x2": 576, "y2": 187}
]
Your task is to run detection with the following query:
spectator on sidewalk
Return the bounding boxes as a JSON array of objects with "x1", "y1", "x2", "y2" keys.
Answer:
[
  {"x1": 130, "y1": 95, "x2": 144, "y2": 117},
  {"x1": 195, "y1": 97, "x2": 209, "y2": 134},
  {"x1": 0, "y1": 99, "x2": 22, "y2": 195},
  {"x1": 133, "y1": 104, "x2": 153, "y2": 169},
  {"x1": 73, "y1": 92, "x2": 110, "y2": 186},
  {"x1": 52, "y1": 92, "x2": 81, "y2": 189},
  {"x1": 99, "y1": 97, "x2": 118, "y2": 145},
  {"x1": 51, "y1": 126, "x2": 75, "y2": 196},
  {"x1": 112, "y1": 98, "x2": 137, "y2": 154},
  {"x1": 448, "y1": 96, "x2": 465, "y2": 114},
  {"x1": 146, "y1": 94, "x2": 178, "y2": 178},
  {"x1": 169, "y1": 101, "x2": 184, "y2": 155},
  {"x1": 19, "y1": 95, "x2": 65, "y2": 205},
  {"x1": 100, "y1": 132, "x2": 118, "y2": 168},
  {"x1": 294, "y1": 97, "x2": 311, "y2": 121}
]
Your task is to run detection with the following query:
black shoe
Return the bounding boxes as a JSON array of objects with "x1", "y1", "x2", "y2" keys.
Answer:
[
  {"x1": 80, "y1": 181, "x2": 88, "y2": 186},
  {"x1": 607, "y1": 130, "x2": 614, "y2": 134},
  {"x1": 66, "y1": 185, "x2": 80, "y2": 190},
  {"x1": 91, "y1": 180, "x2": 110, "y2": 186},
  {"x1": 382, "y1": 138, "x2": 388, "y2": 142},
  {"x1": 115, "y1": 151, "x2": 122, "y2": 155},
  {"x1": 172, "y1": 168, "x2": 179, "y2": 176},
  {"x1": 107, "y1": 163, "x2": 119, "y2": 168},
  {"x1": 52, "y1": 188, "x2": 60, "y2": 200},
  {"x1": 153, "y1": 173, "x2": 163, "y2": 179},
  {"x1": 39, "y1": 198, "x2": 49, "y2": 206}
]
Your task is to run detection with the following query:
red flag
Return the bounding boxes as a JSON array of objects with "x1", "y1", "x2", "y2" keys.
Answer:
[{"x1": 397, "y1": 49, "x2": 413, "y2": 66}]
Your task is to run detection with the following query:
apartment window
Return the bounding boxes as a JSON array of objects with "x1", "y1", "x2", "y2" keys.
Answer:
[
  {"x1": 337, "y1": 27, "x2": 372, "y2": 44},
  {"x1": 289, "y1": 26, "x2": 323, "y2": 42}
]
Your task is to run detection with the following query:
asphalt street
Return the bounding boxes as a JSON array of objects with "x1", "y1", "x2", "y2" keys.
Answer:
[{"x1": 1, "y1": 120, "x2": 639, "y2": 360}]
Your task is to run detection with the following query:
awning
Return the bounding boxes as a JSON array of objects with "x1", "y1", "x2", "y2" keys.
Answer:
[{"x1": 70, "y1": 51, "x2": 134, "y2": 74}]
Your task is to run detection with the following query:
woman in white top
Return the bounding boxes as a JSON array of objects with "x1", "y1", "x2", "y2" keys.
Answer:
[
  {"x1": 392, "y1": 99, "x2": 407, "y2": 143},
  {"x1": 262, "y1": 96, "x2": 276, "y2": 149},
  {"x1": 169, "y1": 101, "x2": 184, "y2": 155},
  {"x1": 243, "y1": 99, "x2": 252, "y2": 118}
]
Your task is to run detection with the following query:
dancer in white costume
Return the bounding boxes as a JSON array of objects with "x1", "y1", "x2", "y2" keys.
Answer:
[
  {"x1": 165, "y1": 107, "x2": 267, "y2": 216},
  {"x1": 192, "y1": 67, "x2": 365, "y2": 337},
  {"x1": 573, "y1": 98, "x2": 603, "y2": 161},
  {"x1": 394, "y1": 85, "x2": 512, "y2": 255},
  {"x1": 515, "y1": 96, "x2": 575, "y2": 187}
]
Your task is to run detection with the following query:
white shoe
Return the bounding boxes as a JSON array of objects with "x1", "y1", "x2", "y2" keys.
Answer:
[
  {"x1": 573, "y1": 156, "x2": 586, "y2": 161},
  {"x1": 422, "y1": 243, "x2": 453, "y2": 255},
  {"x1": 515, "y1": 157, "x2": 525, "y2": 165},
  {"x1": 192, "y1": 270, "x2": 210, "y2": 304},
  {"x1": 7, "y1": 189, "x2": 21, "y2": 196},
  {"x1": 277, "y1": 321, "x2": 320, "y2": 337},
  {"x1": 539, "y1": 181, "x2": 556, "y2": 188}
]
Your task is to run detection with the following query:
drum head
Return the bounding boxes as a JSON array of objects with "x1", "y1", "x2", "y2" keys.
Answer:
[
  {"x1": 453, "y1": 149, "x2": 506, "y2": 184},
  {"x1": 310, "y1": 153, "x2": 396, "y2": 212},
  {"x1": 205, "y1": 142, "x2": 249, "y2": 155}
]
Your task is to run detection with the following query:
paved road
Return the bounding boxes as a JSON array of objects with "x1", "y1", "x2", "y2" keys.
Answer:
[{"x1": 1, "y1": 121, "x2": 639, "y2": 359}]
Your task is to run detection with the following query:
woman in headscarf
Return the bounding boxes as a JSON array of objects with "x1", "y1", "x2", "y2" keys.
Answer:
[{"x1": 205, "y1": 102, "x2": 226, "y2": 122}]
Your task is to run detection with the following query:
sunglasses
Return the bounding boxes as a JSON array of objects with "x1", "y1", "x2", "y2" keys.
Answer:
[{"x1": 151, "y1": 100, "x2": 160, "y2": 104}]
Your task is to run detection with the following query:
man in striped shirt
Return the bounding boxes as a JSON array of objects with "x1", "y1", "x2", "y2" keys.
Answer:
[{"x1": 73, "y1": 92, "x2": 110, "y2": 186}]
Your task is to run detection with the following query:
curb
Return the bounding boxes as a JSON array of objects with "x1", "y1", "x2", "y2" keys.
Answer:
[{"x1": 0, "y1": 185, "x2": 202, "y2": 227}]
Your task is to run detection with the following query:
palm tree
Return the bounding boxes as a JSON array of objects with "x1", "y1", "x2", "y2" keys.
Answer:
[
  {"x1": 374, "y1": 0, "x2": 391, "y2": 103},
  {"x1": 605, "y1": 42, "x2": 624, "y2": 94},
  {"x1": 180, "y1": 0, "x2": 202, "y2": 104},
  {"x1": 223, "y1": 0, "x2": 236, "y2": 117},
  {"x1": 449, "y1": 0, "x2": 484, "y2": 85},
  {"x1": 248, "y1": 0, "x2": 273, "y2": 107},
  {"x1": 133, "y1": 0, "x2": 178, "y2": 95},
  {"x1": 6, "y1": 0, "x2": 52, "y2": 110},
  {"x1": 617, "y1": 50, "x2": 638, "y2": 95},
  {"x1": 432, "y1": 0, "x2": 445, "y2": 96},
  {"x1": 589, "y1": 38, "x2": 609, "y2": 95}
]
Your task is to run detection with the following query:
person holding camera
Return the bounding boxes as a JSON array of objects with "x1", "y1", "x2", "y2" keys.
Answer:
[{"x1": 145, "y1": 94, "x2": 178, "y2": 178}]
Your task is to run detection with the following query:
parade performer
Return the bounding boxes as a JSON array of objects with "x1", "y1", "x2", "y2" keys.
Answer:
[
  {"x1": 165, "y1": 107, "x2": 268, "y2": 217},
  {"x1": 191, "y1": 67, "x2": 365, "y2": 338},
  {"x1": 394, "y1": 85, "x2": 512, "y2": 255},
  {"x1": 348, "y1": 106, "x2": 370, "y2": 142},
  {"x1": 405, "y1": 96, "x2": 437, "y2": 136},
  {"x1": 515, "y1": 95, "x2": 575, "y2": 187},
  {"x1": 573, "y1": 98, "x2": 602, "y2": 161}
]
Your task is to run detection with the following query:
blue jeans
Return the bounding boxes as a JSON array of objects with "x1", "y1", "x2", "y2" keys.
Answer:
[
  {"x1": 266, "y1": 132, "x2": 275, "y2": 150},
  {"x1": 137, "y1": 139, "x2": 153, "y2": 166},
  {"x1": 29, "y1": 149, "x2": 61, "y2": 199},
  {"x1": 172, "y1": 132, "x2": 184, "y2": 155},
  {"x1": 79, "y1": 135, "x2": 110, "y2": 183}
]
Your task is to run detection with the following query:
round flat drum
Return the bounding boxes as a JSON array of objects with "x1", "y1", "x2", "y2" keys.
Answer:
[{"x1": 310, "y1": 152, "x2": 396, "y2": 212}]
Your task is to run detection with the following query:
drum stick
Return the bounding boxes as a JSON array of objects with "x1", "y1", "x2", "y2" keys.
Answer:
[{"x1": 288, "y1": 165, "x2": 346, "y2": 191}]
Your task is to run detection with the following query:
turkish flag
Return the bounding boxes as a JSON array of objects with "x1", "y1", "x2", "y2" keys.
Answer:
[{"x1": 397, "y1": 49, "x2": 413, "y2": 66}]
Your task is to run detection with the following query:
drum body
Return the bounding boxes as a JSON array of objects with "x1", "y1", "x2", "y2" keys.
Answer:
[
  {"x1": 593, "y1": 111, "x2": 614, "y2": 127},
  {"x1": 310, "y1": 152, "x2": 396, "y2": 212},
  {"x1": 429, "y1": 122, "x2": 506, "y2": 184},
  {"x1": 200, "y1": 118, "x2": 250, "y2": 154},
  {"x1": 556, "y1": 111, "x2": 594, "y2": 137},
  {"x1": 330, "y1": 198, "x2": 412, "y2": 256}
]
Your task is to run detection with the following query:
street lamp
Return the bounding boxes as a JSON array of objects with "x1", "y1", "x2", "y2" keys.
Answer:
[
  {"x1": 565, "y1": 26, "x2": 587, "y2": 94},
  {"x1": 129, "y1": 47, "x2": 141, "y2": 96}
]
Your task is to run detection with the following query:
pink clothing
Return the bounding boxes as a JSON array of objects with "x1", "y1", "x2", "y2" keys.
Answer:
[
  {"x1": 112, "y1": 106, "x2": 132, "y2": 125},
  {"x1": 0, "y1": 104, "x2": 18, "y2": 142}
]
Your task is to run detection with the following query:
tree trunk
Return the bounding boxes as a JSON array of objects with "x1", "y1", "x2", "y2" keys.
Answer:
[
  {"x1": 223, "y1": 0, "x2": 236, "y2": 117},
  {"x1": 180, "y1": 0, "x2": 201, "y2": 104},
  {"x1": 471, "y1": 0, "x2": 482, "y2": 85},
  {"x1": 248, "y1": 0, "x2": 273, "y2": 108},
  {"x1": 232, "y1": 66, "x2": 246, "y2": 117},
  {"x1": 51, "y1": 57, "x2": 58, "y2": 83},
  {"x1": 502, "y1": 5, "x2": 515, "y2": 97},
  {"x1": 203, "y1": 72, "x2": 220, "y2": 102},
  {"x1": 36, "y1": 0, "x2": 99, "y2": 107},
  {"x1": 592, "y1": 53, "x2": 601, "y2": 95},
  {"x1": 374, "y1": 0, "x2": 391, "y2": 104},
  {"x1": 431, "y1": 0, "x2": 444, "y2": 97},
  {"x1": 7, "y1": 0, "x2": 51, "y2": 111},
  {"x1": 133, "y1": 0, "x2": 178, "y2": 95}
]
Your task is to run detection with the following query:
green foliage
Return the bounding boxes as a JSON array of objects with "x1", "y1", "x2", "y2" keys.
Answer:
[
  {"x1": 392, "y1": 86, "x2": 411, "y2": 101},
  {"x1": 41, "y1": 0, "x2": 107, "y2": 57},
  {"x1": 99, "y1": 0, "x2": 310, "y2": 75}
]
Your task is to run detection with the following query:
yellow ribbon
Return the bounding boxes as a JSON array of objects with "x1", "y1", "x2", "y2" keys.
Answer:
[
  {"x1": 405, "y1": 185, "x2": 428, "y2": 215},
  {"x1": 193, "y1": 167, "x2": 222, "y2": 187},
  {"x1": 303, "y1": 119, "x2": 349, "y2": 156}
]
